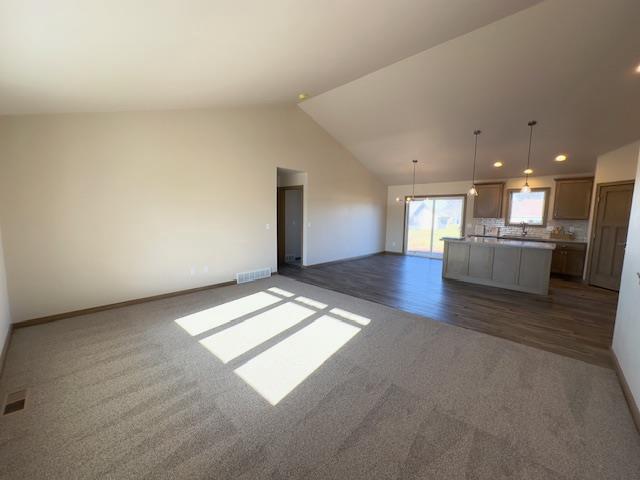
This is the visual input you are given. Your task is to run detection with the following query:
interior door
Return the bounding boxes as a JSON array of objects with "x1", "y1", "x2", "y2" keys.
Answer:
[{"x1": 589, "y1": 182, "x2": 634, "y2": 290}]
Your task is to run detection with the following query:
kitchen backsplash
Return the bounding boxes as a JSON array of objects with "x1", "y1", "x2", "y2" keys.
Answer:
[{"x1": 469, "y1": 217, "x2": 589, "y2": 242}]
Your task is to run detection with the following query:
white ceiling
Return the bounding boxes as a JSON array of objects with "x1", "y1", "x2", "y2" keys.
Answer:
[
  {"x1": 0, "y1": 0, "x2": 540, "y2": 114},
  {"x1": 300, "y1": 0, "x2": 640, "y2": 184}
]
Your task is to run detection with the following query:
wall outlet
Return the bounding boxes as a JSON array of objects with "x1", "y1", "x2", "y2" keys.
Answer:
[{"x1": 265, "y1": 223, "x2": 270, "y2": 230}]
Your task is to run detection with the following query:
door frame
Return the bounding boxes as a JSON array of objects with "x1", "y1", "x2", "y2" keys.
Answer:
[
  {"x1": 402, "y1": 194, "x2": 467, "y2": 257},
  {"x1": 277, "y1": 185, "x2": 304, "y2": 268},
  {"x1": 586, "y1": 180, "x2": 634, "y2": 287}
]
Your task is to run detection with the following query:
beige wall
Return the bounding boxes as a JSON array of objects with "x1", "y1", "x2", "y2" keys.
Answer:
[
  {"x1": 0, "y1": 225, "x2": 11, "y2": 351},
  {"x1": 385, "y1": 173, "x2": 593, "y2": 252},
  {"x1": 612, "y1": 147, "x2": 640, "y2": 408},
  {"x1": 0, "y1": 106, "x2": 386, "y2": 322}
]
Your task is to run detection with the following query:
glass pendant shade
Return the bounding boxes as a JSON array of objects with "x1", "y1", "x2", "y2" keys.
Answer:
[
  {"x1": 468, "y1": 185, "x2": 478, "y2": 196},
  {"x1": 521, "y1": 182, "x2": 531, "y2": 193}
]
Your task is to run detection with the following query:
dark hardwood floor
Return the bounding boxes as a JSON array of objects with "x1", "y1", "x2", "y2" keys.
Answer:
[{"x1": 278, "y1": 253, "x2": 618, "y2": 368}]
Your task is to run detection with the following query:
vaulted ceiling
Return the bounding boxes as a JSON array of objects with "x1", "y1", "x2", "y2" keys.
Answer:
[
  {"x1": 300, "y1": 0, "x2": 640, "y2": 184},
  {"x1": 2, "y1": 0, "x2": 639, "y2": 185},
  {"x1": 0, "y1": 0, "x2": 539, "y2": 114}
]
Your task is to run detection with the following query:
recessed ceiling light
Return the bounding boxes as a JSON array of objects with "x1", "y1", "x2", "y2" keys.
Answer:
[
  {"x1": 493, "y1": 161, "x2": 503, "y2": 167},
  {"x1": 555, "y1": 154, "x2": 567, "y2": 162},
  {"x1": 523, "y1": 168, "x2": 533, "y2": 175},
  {"x1": 297, "y1": 93, "x2": 309, "y2": 101},
  {"x1": 636, "y1": 64, "x2": 640, "y2": 73}
]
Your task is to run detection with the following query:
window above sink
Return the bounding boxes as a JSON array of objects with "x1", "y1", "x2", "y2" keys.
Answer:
[{"x1": 506, "y1": 188, "x2": 550, "y2": 227}]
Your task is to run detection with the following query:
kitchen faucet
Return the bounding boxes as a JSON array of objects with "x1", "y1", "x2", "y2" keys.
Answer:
[{"x1": 521, "y1": 222, "x2": 528, "y2": 236}]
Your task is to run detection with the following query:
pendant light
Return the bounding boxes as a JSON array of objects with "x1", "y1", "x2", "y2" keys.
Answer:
[
  {"x1": 521, "y1": 120, "x2": 537, "y2": 193},
  {"x1": 468, "y1": 129, "x2": 481, "y2": 196},
  {"x1": 406, "y1": 159, "x2": 418, "y2": 203}
]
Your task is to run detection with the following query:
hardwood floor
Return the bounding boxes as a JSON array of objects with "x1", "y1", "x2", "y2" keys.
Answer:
[{"x1": 278, "y1": 253, "x2": 618, "y2": 368}]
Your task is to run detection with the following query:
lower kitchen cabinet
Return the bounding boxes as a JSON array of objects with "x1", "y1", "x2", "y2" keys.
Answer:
[{"x1": 551, "y1": 242, "x2": 587, "y2": 277}]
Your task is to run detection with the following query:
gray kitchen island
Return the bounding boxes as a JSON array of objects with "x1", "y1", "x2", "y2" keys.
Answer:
[{"x1": 442, "y1": 237, "x2": 556, "y2": 295}]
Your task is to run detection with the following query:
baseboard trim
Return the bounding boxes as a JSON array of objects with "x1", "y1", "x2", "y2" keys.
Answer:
[
  {"x1": 0, "y1": 324, "x2": 13, "y2": 379},
  {"x1": 14, "y1": 279, "x2": 237, "y2": 330},
  {"x1": 612, "y1": 349, "x2": 640, "y2": 434},
  {"x1": 302, "y1": 251, "x2": 385, "y2": 269},
  {"x1": 383, "y1": 250, "x2": 403, "y2": 256}
]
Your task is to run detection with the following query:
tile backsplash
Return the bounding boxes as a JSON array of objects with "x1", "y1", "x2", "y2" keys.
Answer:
[{"x1": 469, "y1": 217, "x2": 589, "y2": 242}]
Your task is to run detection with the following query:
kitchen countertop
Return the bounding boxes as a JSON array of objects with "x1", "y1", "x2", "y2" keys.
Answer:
[
  {"x1": 470, "y1": 234, "x2": 587, "y2": 245},
  {"x1": 442, "y1": 236, "x2": 556, "y2": 250}
]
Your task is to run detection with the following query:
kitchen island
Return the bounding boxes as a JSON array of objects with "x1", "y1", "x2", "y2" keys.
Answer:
[{"x1": 442, "y1": 237, "x2": 556, "y2": 295}]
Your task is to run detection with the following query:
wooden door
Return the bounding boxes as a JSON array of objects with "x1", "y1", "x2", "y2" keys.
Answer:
[{"x1": 589, "y1": 182, "x2": 634, "y2": 290}]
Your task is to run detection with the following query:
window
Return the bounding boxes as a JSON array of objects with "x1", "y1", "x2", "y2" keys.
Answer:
[{"x1": 506, "y1": 188, "x2": 550, "y2": 226}]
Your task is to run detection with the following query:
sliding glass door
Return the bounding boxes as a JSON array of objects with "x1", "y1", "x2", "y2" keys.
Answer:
[{"x1": 405, "y1": 196, "x2": 465, "y2": 257}]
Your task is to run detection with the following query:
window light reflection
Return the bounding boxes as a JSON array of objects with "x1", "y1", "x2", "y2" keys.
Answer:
[
  {"x1": 174, "y1": 291, "x2": 280, "y2": 336},
  {"x1": 267, "y1": 287, "x2": 295, "y2": 298},
  {"x1": 294, "y1": 296, "x2": 328, "y2": 310},
  {"x1": 199, "y1": 302, "x2": 314, "y2": 363},
  {"x1": 234, "y1": 315, "x2": 361, "y2": 405},
  {"x1": 329, "y1": 308, "x2": 371, "y2": 326}
]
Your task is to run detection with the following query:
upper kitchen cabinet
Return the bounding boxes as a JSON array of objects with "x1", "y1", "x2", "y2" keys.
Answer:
[
  {"x1": 473, "y1": 182, "x2": 504, "y2": 218},
  {"x1": 552, "y1": 177, "x2": 594, "y2": 220}
]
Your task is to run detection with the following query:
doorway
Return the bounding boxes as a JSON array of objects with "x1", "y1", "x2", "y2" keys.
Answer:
[
  {"x1": 404, "y1": 195, "x2": 466, "y2": 258},
  {"x1": 277, "y1": 186, "x2": 303, "y2": 267},
  {"x1": 589, "y1": 181, "x2": 634, "y2": 290}
]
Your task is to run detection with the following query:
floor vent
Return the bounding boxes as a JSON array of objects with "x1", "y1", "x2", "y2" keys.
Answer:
[
  {"x1": 236, "y1": 268, "x2": 271, "y2": 284},
  {"x1": 3, "y1": 389, "x2": 27, "y2": 415}
]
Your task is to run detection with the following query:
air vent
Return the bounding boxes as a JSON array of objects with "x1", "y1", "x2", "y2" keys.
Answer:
[
  {"x1": 236, "y1": 268, "x2": 271, "y2": 284},
  {"x1": 3, "y1": 389, "x2": 27, "y2": 415}
]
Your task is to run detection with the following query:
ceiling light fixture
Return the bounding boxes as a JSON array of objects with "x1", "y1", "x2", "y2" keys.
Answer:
[
  {"x1": 297, "y1": 93, "x2": 309, "y2": 101},
  {"x1": 523, "y1": 168, "x2": 533, "y2": 175},
  {"x1": 468, "y1": 130, "x2": 482, "y2": 197},
  {"x1": 493, "y1": 161, "x2": 503, "y2": 167},
  {"x1": 406, "y1": 160, "x2": 418, "y2": 203},
  {"x1": 636, "y1": 64, "x2": 640, "y2": 73},
  {"x1": 555, "y1": 154, "x2": 567, "y2": 162},
  {"x1": 521, "y1": 120, "x2": 537, "y2": 193}
]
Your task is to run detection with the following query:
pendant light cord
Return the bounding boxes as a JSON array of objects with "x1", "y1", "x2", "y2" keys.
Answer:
[
  {"x1": 411, "y1": 159, "x2": 417, "y2": 197},
  {"x1": 525, "y1": 120, "x2": 536, "y2": 183},
  {"x1": 472, "y1": 130, "x2": 481, "y2": 184}
]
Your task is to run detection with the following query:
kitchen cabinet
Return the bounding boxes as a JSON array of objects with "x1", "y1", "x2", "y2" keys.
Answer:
[
  {"x1": 551, "y1": 242, "x2": 587, "y2": 277},
  {"x1": 473, "y1": 182, "x2": 504, "y2": 218},
  {"x1": 553, "y1": 177, "x2": 593, "y2": 220},
  {"x1": 443, "y1": 237, "x2": 554, "y2": 295}
]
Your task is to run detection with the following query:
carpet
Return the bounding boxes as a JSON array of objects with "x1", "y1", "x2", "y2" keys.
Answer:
[{"x1": 0, "y1": 275, "x2": 638, "y2": 479}]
